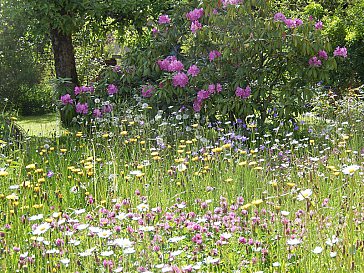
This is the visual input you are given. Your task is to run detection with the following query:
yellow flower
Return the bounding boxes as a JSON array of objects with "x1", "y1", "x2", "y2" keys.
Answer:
[
  {"x1": 212, "y1": 147, "x2": 223, "y2": 153},
  {"x1": 60, "y1": 148, "x2": 67, "y2": 153},
  {"x1": 242, "y1": 203, "x2": 252, "y2": 210},
  {"x1": 286, "y1": 182, "x2": 296, "y2": 188},
  {"x1": 222, "y1": 143, "x2": 231, "y2": 149},
  {"x1": 251, "y1": 199, "x2": 263, "y2": 206},
  {"x1": 0, "y1": 170, "x2": 9, "y2": 177},
  {"x1": 238, "y1": 161, "x2": 247, "y2": 166},
  {"x1": 120, "y1": 131, "x2": 128, "y2": 136},
  {"x1": 225, "y1": 178, "x2": 233, "y2": 183},
  {"x1": 38, "y1": 178, "x2": 45, "y2": 183},
  {"x1": 6, "y1": 193, "x2": 18, "y2": 200},
  {"x1": 26, "y1": 164, "x2": 36, "y2": 170}
]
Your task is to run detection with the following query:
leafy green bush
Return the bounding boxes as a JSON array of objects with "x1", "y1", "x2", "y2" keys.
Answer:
[{"x1": 119, "y1": 0, "x2": 344, "y2": 127}]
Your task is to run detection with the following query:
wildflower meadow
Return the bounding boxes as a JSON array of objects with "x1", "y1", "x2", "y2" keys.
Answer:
[{"x1": 1, "y1": 0, "x2": 364, "y2": 272}]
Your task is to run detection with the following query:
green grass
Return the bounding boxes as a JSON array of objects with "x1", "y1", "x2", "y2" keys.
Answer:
[
  {"x1": 16, "y1": 113, "x2": 61, "y2": 137},
  {"x1": 0, "y1": 100, "x2": 363, "y2": 272}
]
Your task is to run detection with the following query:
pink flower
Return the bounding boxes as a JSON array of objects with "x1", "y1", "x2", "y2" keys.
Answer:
[
  {"x1": 107, "y1": 84, "x2": 118, "y2": 95},
  {"x1": 158, "y1": 15, "x2": 171, "y2": 25},
  {"x1": 191, "y1": 20, "x2": 202, "y2": 34},
  {"x1": 208, "y1": 84, "x2": 216, "y2": 94},
  {"x1": 318, "y1": 50, "x2": 328, "y2": 60},
  {"x1": 92, "y1": 108, "x2": 103, "y2": 118},
  {"x1": 157, "y1": 56, "x2": 181, "y2": 71},
  {"x1": 209, "y1": 50, "x2": 221, "y2": 61},
  {"x1": 235, "y1": 86, "x2": 251, "y2": 99},
  {"x1": 60, "y1": 94, "x2": 73, "y2": 105},
  {"x1": 192, "y1": 233, "x2": 203, "y2": 244},
  {"x1": 157, "y1": 59, "x2": 170, "y2": 71},
  {"x1": 235, "y1": 87, "x2": 244, "y2": 97},
  {"x1": 197, "y1": 90, "x2": 210, "y2": 100},
  {"x1": 74, "y1": 86, "x2": 81, "y2": 96},
  {"x1": 308, "y1": 56, "x2": 322, "y2": 67},
  {"x1": 186, "y1": 8, "x2": 204, "y2": 21},
  {"x1": 141, "y1": 85, "x2": 155, "y2": 98},
  {"x1": 172, "y1": 72, "x2": 189, "y2": 88},
  {"x1": 274, "y1": 12, "x2": 286, "y2": 22},
  {"x1": 152, "y1": 28, "x2": 159, "y2": 36},
  {"x1": 333, "y1": 47, "x2": 347, "y2": 58},
  {"x1": 315, "y1": 21, "x2": 323, "y2": 30},
  {"x1": 294, "y1": 19, "x2": 303, "y2": 26},
  {"x1": 216, "y1": 83, "x2": 222, "y2": 92},
  {"x1": 193, "y1": 98, "x2": 202, "y2": 112},
  {"x1": 75, "y1": 103, "x2": 88, "y2": 115},
  {"x1": 168, "y1": 60, "x2": 184, "y2": 72},
  {"x1": 187, "y1": 65, "x2": 200, "y2": 77},
  {"x1": 222, "y1": 0, "x2": 242, "y2": 7},
  {"x1": 102, "y1": 104, "x2": 113, "y2": 113}
]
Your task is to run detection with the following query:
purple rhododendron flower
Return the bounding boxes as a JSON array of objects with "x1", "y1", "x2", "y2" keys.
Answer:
[
  {"x1": 152, "y1": 28, "x2": 159, "y2": 36},
  {"x1": 309, "y1": 56, "x2": 322, "y2": 67},
  {"x1": 186, "y1": 8, "x2": 204, "y2": 21},
  {"x1": 102, "y1": 104, "x2": 113, "y2": 113},
  {"x1": 60, "y1": 94, "x2": 73, "y2": 105},
  {"x1": 74, "y1": 86, "x2": 81, "y2": 96},
  {"x1": 75, "y1": 103, "x2": 88, "y2": 115},
  {"x1": 191, "y1": 20, "x2": 202, "y2": 34},
  {"x1": 172, "y1": 72, "x2": 189, "y2": 88},
  {"x1": 294, "y1": 19, "x2": 303, "y2": 26},
  {"x1": 157, "y1": 56, "x2": 182, "y2": 72},
  {"x1": 315, "y1": 21, "x2": 323, "y2": 30},
  {"x1": 274, "y1": 12, "x2": 286, "y2": 22},
  {"x1": 333, "y1": 47, "x2": 347, "y2": 58},
  {"x1": 193, "y1": 98, "x2": 202, "y2": 112},
  {"x1": 74, "y1": 86, "x2": 93, "y2": 95},
  {"x1": 141, "y1": 85, "x2": 155, "y2": 98},
  {"x1": 222, "y1": 0, "x2": 242, "y2": 7},
  {"x1": 168, "y1": 60, "x2": 184, "y2": 72},
  {"x1": 187, "y1": 65, "x2": 200, "y2": 77},
  {"x1": 209, "y1": 50, "x2": 221, "y2": 61},
  {"x1": 216, "y1": 83, "x2": 222, "y2": 93},
  {"x1": 93, "y1": 108, "x2": 103, "y2": 118},
  {"x1": 107, "y1": 84, "x2": 118, "y2": 95},
  {"x1": 197, "y1": 90, "x2": 210, "y2": 100},
  {"x1": 81, "y1": 86, "x2": 94, "y2": 93},
  {"x1": 158, "y1": 15, "x2": 171, "y2": 25},
  {"x1": 284, "y1": 19, "x2": 295, "y2": 28},
  {"x1": 208, "y1": 84, "x2": 216, "y2": 94},
  {"x1": 318, "y1": 50, "x2": 328, "y2": 60},
  {"x1": 235, "y1": 86, "x2": 251, "y2": 99}
]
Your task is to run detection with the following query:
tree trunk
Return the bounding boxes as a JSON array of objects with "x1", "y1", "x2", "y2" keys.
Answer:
[
  {"x1": 50, "y1": 28, "x2": 79, "y2": 87},
  {"x1": 50, "y1": 28, "x2": 79, "y2": 126}
]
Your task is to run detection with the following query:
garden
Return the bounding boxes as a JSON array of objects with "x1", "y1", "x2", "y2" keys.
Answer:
[{"x1": 0, "y1": 0, "x2": 363, "y2": 272}]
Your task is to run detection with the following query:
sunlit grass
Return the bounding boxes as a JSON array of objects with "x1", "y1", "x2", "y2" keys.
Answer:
[
  {"x1": 0, "y1": 98, "x2": 363, "y2": 272},
  {"x1": 17, "y1": 113, "x2": 62, "y2": 137}
]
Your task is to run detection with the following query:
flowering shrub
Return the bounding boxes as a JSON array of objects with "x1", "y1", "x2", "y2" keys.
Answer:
[
  {"x1": 59, "y1": 82, "x2": 119, "y2": 127},
  {"x1": 126, "y1": 0, "x2": 347, "y2": 126}
]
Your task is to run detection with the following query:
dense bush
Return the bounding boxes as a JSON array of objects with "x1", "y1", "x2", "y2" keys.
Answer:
[{"x1": 123, "y1": 0, "x2": 345, "y2": 127}]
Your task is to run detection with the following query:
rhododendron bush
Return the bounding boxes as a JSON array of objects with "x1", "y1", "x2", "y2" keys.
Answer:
[
  {"x1": 137, "y1": 0, "x2": 347, "y2": 124},
  {"x1": 60, "y1": 0, "x2": 347, "y2": 126}
]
